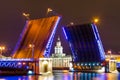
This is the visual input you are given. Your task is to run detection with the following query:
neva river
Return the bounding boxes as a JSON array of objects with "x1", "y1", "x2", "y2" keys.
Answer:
[{"x1": 0, "y1": 71, "x2": 120, "y2": 80}]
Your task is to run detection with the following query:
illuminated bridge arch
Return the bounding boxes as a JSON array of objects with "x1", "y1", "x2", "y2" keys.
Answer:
[{"x1": 63, "y1": 23, "x2": 105, "y2": 63}]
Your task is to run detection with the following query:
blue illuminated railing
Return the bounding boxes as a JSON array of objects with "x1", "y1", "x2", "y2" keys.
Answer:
[
  {"x1": 0, "y1": 58, "x2": 33, "y2": 61},
  {"x1": 0, "y1": 58, "x2": 32, "y2": 70},
  {"x1": 12, "y1": 21, "x2": 29, "y2": 55},
  {"x1": 91, "y1": 24, "x2": 105, "y2": 61},
  {"x1": 44, "y1": 17, "x2": 61, "y2": 57}
]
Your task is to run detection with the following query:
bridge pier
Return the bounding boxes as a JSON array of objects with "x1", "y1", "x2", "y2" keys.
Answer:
[
  {"x1": 105, "y1": 58, "x2": 117, "y2": 73},
  {"x1": 32, "y1": 58, "x2": 52, "y2": 75}
]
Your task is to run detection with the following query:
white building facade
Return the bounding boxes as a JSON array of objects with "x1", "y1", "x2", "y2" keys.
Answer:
[{"x1": 51, "y1": 37, "x2": 72, "y2": 69}]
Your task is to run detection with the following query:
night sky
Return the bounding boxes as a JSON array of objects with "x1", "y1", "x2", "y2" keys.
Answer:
[{"x1": 0, "y1": 0, "x2": 120, "y2": 55}]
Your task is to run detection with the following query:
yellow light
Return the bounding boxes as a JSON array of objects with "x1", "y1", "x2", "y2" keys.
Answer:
[
  {"x1": 22, "y1": 12, "x2": 30, "y2": 20},
  {"x1": 106, "y1": 58, "x2": 110, "y2": 61},
  {"x1": 2, "y1": 46, "x2": 5, "y2": 50},
  {"x1": 29, "y1": 44, "x2": 32, "y2": 48},
  {"x1": 22, "y1": 13, "x2": 30, "y2": 17},
  {"x1": 29, "y1": 44, "x2": 35, "y2": 48},
  {"x1": 47, "y1": 8, "x2": 53, "y2": 13},
  {"x1": 0, "y1": 46, "x2": 5, "y2": 50},
  {"x1": 46, "y1": 8, "x2": 53, "y2": 15},
  {"x1": 107, "y1": 50, "x2": 112, "y2": 54},
  {"x1": 43, "y1": 60, "x2": 48, "y2": 65},
  {"x1": 94, "y1": 18, "x2": 99, "y2": 23},
  {"x1": 0, "y1": 46, "x2": 5, "y2": 55},
  {"x1": 92, "y1": 17, "x2": 100, "y2": 24}
]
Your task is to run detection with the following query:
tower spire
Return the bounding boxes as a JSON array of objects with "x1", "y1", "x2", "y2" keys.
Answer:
[
  {"x1": 57, "y1": 36, "x2": 60, "y2": 41},
  {"x1": 55, "y1": 37, "x2": 63, "y2": 54}
]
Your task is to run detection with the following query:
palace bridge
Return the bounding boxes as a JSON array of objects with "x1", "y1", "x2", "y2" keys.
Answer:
[{"x1": 0, "y1": 15, "x2": 115, "y2": 74}]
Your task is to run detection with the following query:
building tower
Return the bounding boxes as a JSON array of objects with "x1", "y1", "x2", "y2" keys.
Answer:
[
  {"x1": 55, "y1": 37, "x2": 63, "y2": 54},
  {"x1": 52, "y1": 37, "x2": 65, "y2": 57}
]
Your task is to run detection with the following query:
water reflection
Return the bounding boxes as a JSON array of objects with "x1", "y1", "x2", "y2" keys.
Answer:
[
  {"x1": 38, "y1": 74, "x2": 53, "y2": 80},
  {"x1": 0, "y1": 72, "x2": 120, "y2": 80},
  {"x1": 72, "y1": 72, "x2": 104, "y2": 80}
]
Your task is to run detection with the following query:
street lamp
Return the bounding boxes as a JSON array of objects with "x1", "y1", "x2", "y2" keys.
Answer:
[
  {"x1": 0, "y1": 46, "x2": 5, "y2": 55},
  {"x1": 107, "y1": 50, "x2": 112, "y2": 58},
  {"x1": 92, "y1": 17, "x2": 99, "y2": 24},
  {"x1": 94, "y1": 18, "x2": 99, "y2": 23},
  {"x1": 29, "y1": 44, "x2": 35, "y2": 59}
]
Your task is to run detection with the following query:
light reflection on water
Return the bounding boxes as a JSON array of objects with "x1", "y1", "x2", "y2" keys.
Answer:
[{"x1": 0, "y1": 72, "x2": 120, "y2": 80}]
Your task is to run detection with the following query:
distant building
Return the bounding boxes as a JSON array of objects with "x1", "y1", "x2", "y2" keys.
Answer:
[
  {"x1": 51, "y1": 37, "x2": 72, "y2": 69},
  {"x1": 0, "y1": 54, "x2": 11, "y2": 59}
]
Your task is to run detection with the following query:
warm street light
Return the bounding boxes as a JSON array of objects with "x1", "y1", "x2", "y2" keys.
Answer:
[
  {"x1": 107, "y1": 50, "x2": 112, "y2": 58},
  {"x1": 0, "y1": 46, "x2": 5, "y2": 55},
  {"x1": 29, "y1": 44, "x2": 35, "y2": 59},
  {"x1": 94, "y1": 18, "x2": 99, "y2": 23},
  {"x1": 107, "y1": 50, "x2": 112, "y2": 54},
  {"x1": 92, "y1": 17, "x2": 99, "y2": 24}
]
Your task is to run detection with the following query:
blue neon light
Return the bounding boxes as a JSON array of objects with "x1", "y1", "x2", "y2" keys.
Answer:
[
  {"x1": 0, "y1": 58, "x2": 33, "y2": 61},
  {"x1": 62, "y1": 27, "x2": 77, "y2": 61},
  {"x1": 94, "y1": 24, "x2": 105, "y2": 60},
  {"x1": 44, "y1": 17, "x2": 61, "y2": 57},
  {"x1": 12, "y1": 21, "x2": 29, "y2": 55},
  {"x1": 117, "y1": 62, "x2": 120, "y2": 68},
  {"x1": 91, "y1": 24, "x2": 105, "y2": 61},
  {"x1": 62, "y1": 27, "x2": 68, "y2": 40}
]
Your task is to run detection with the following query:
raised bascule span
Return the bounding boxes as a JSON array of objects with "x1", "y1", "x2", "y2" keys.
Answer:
[
  {"x1": 63, "y1": 23, "x2": 105, "y2": 71},
  {"x1": 0, "y1": 16, "x2": 61, "y2": 74},
  {"x1": 12, "y1": 16, "x2": 61, "y2": 58}
]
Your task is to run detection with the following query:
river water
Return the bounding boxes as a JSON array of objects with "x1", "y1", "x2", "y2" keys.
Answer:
[{"x1": 0, "y1": 71, "x2": 120, "y2": 80}]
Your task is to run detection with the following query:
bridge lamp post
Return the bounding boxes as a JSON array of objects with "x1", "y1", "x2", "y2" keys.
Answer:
[
  {"x1": 92, "y1": 17, "x2": 99, "y2": 24},
  {"x1": 29, "y1": 44, "x2": 35, "y2": 59},
  {"x1": 0, "y1": 46, "x2": 5, "y2": 56}
]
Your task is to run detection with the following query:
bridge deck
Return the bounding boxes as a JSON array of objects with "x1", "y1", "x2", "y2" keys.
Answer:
[
  {"x1": 12, "y1": 16, "x2": 61, "y2": 58},
  {"x1": 63, "y1": 23, "x2": 105, "y2": 63}
]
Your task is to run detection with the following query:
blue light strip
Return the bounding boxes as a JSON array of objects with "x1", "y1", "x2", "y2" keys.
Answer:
[
  {"x1": 91, "y1": 24, "x2": 105, "y2": 61},
  {"x1": 0, "y1": 58, "x2": 33, "y2": 61},
  {"x1": 94, "y1": 26, "x2": 105, "y2": 61},
  {"x1": 12, "y1": 21, "x2": 29, "y2": 55},
  {"x1": 44, "y1": 16, "x2": 61, "y2": 57},
  {"x1": 62, "y1": 27, "x2": 68, "y2": 40},
  {"x1": 0, "y1": 60, "x2": 29, "y2": 69},
  {"x1": 62, "y1": 27, "x2": 76, "y2": 61}
]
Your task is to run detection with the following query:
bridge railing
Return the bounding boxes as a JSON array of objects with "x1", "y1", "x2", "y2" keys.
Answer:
[{"x1": 0, "y1": 58, "x2": 34, "y2": 72}]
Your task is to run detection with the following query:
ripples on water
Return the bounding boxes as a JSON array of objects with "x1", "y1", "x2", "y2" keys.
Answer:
[{"x1": 0, "y1": 72, "x2": 120, "y2": 80}]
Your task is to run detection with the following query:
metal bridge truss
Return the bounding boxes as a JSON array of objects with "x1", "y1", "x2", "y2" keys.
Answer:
[{"x1": 0, "y1": 59, "x2": 33, "y2": 71}]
